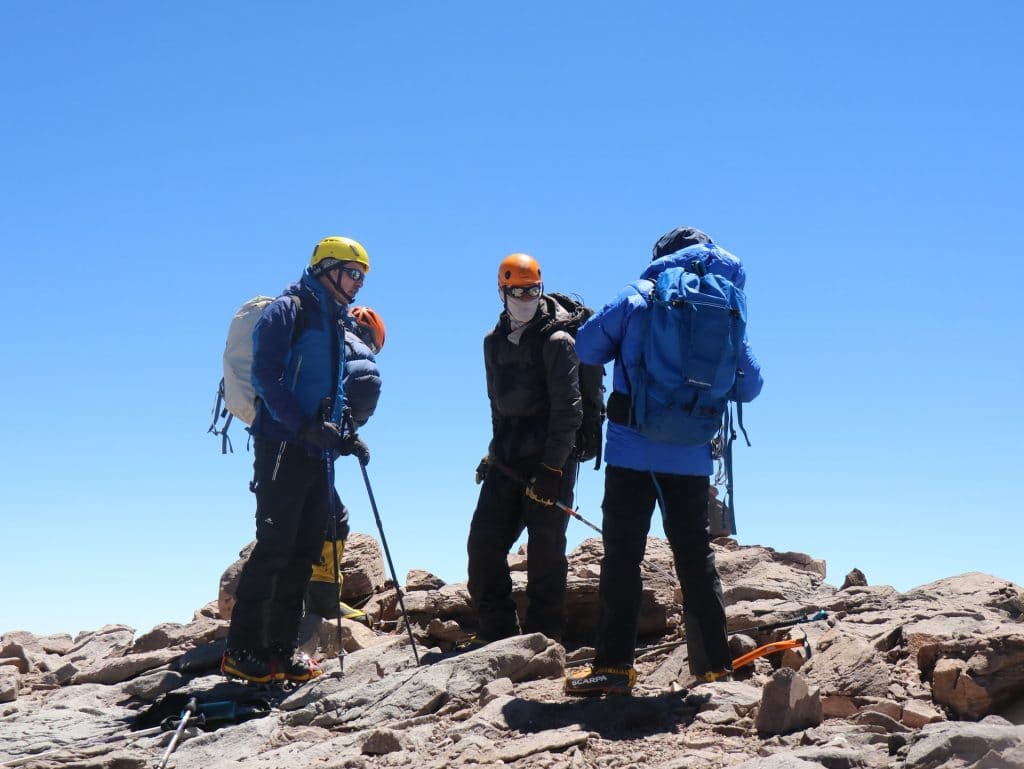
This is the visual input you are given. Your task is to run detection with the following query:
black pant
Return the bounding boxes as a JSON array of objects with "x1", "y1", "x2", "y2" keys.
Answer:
[
  {"x1": 227, "y1": 439, "x2": 332, "y2": 651},
  {"x1": 594, "y1": 465, "x2": 730, "y2": 675},
  {"x1": 467, "y1": 458, "x2": 576, "y2": 641}
]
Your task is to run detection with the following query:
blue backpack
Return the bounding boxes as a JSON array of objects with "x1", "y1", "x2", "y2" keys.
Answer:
[{"x1": 630, "y1": 258, "x2": 747, "y2": 445}]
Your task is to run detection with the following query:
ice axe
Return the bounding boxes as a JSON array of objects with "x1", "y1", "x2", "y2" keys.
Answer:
[{"x1": 488, "y1": 457, "x2": 678, "y2": 584}]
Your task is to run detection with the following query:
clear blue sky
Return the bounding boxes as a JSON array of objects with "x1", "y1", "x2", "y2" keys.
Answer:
[{"x1": 2, "y1": 3, "x2": 1021, "y2": 638}]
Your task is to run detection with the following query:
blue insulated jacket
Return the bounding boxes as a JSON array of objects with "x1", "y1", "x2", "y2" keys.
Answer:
[
  {"x1": 576, "y1": 245, "x2": 763, "y2": 475},
  {"x1": 342, "y1": 326, "x2": 381, "y2": 428},
  {"x1": 250, "y1": 268, "x2": 348, "y2": 453}
]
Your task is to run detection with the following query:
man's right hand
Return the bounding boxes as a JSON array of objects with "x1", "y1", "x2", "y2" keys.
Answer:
[
  {"x1": 336, "y1": 434, "x2": 371, "y2": 466},
  {"x1": 475, "y1": 456, "x2": 490, "y2": 484},
  {"x1": 299, "y1": 420, "x2": 342, "y2": 450}
]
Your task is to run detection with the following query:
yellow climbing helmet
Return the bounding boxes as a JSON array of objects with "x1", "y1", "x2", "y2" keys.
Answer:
[{"x1": 310, "y1": 236, "x2": 370, "y2": 277}]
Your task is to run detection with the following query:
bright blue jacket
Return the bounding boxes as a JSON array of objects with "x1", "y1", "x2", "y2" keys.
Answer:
[
  {"x1": 576, "y1": 244, "x2": 763, "y2": 475},
  {"x1": 250, "y1": 268, "x2": 348, "y2": 453}
]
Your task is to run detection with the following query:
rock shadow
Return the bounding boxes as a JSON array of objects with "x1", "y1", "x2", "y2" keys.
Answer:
[{"x1": 502, "y1": 691, "x2": 709, "y2": 740}]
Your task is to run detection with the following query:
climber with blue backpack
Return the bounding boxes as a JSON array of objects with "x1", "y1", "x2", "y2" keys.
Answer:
[
  {"x1": 564, "y1": 226, "x2": 763, "y2": 697},
  {"x1": 221, "y1": 235, "x2": 372, "y2": 685}
]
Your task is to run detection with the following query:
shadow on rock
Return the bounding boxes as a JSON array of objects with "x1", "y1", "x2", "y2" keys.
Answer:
[
  {"x1": 502, "y1": 691, "x2": 707, "y2": 739},
  {"x1": 133, "y1": 680, "x2": 289, "y2": 730}
]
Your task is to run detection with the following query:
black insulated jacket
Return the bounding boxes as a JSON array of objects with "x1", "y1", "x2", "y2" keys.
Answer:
[{"x1": 484, "y1": 294, "x2": 585, "y2": 469}]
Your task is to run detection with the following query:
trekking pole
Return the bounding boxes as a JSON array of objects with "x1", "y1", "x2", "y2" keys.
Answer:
[
  {"x1": 489, "y1": 458, "x2": 678, "y2": 584},
  {"x1": 490, "y1": 458, "x2": 602, "y2": 535},
  {"x1": 325, "y1": 454, "x2": 346, "y2": 675},
  {"x1": 155, "y1": 697, "x2": 197, "y2": 769},
  {"x1": 345, "y1": 414, "x2": 420, "y2": 665},
  {"x1": 322, "y1": 400, "x2": 345, "y2": 676},
  {"x1": 730, "y1": 609, "x2": 828, "y2": 637}
]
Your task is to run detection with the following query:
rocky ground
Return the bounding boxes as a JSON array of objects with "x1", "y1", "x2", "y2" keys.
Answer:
[{"x1": 1, "y1": 534, "x2": 1023, "y2": 769}]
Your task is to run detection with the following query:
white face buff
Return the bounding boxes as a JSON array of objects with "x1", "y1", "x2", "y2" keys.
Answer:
[{"x1": 506, "y1": 295, "x2": 540, "y2": 323}]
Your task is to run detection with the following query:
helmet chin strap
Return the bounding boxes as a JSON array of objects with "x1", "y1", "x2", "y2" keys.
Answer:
[{"x1": 330, "y1": 270, "x2": 354, "y2": 304}]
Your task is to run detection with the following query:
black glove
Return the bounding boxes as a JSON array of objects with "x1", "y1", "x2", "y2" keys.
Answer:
[
  {"x1": 475, "y1": 456, "x2": 490, "y2": 485},
  {"x1": 336, "y1": 434, "x2": 370, "y2": 466},
  {"x1": 525, "y1": 463, "x2": 562, "y2": 506},
  {"x1": 299, "y1": 420, "x2": 342, "y2": 451}
]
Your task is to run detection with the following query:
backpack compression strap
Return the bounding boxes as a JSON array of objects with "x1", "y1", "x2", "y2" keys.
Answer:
[{"x1": 208, "y1": 378, "x2": 234, "y2": 454}]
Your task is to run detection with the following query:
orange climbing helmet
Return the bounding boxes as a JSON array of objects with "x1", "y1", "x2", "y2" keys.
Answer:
[
  {"x1": 350, "y1": 306, "x2": 386, "y2": 354},
  {"x1": 497, "y1": 253, "x2": 542, "y2": 288}
]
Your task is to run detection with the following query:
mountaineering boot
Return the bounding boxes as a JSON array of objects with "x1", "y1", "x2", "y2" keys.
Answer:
[
  {"x1": 221, "y1": 648, "x2": 275, "y2": 684},
  {"x1": 697, "y1": 668, "x2": 733, "y2": 684},
  {"x1": 269, "y1": 644, "x2": 323, "y2": 683},
  {"x1": 339, "y1": 601, "x2": 374, "y2": 628},
  {"x1": 564, "y1": 665, "x2": 637, "y2": 697}
]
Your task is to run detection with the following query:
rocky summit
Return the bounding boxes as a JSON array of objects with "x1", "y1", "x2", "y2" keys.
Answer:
[{"x1": 1, "y1": 534, "x2": 1023, "y2": 769}]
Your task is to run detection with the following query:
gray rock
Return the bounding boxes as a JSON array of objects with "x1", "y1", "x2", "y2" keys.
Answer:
[
  {"x1": 360, "y1": 727, "x2": 403, "y2": 754},
  {"x1": 130, "y1": 617, "x2": 226, "y2": 654},
  {"x1": 755, "y1": 668, "x2": 823, "y2": 735},
  {"x1": 65, "y1": 624, "x2": 136, "y2": 665},
  {"x1": 730, "y1": 753, "x2": 825, "y2": 769},
  {"x1": 402, "y1": 583, "x2": 473, "y2": 618},
  {"x1": 122, "y1": 669, "x2": 187, "y2": 701},
  {"x1": 480, "y1": 677, "x2": 514, "y2": 706},
  {"x1": 285, "y1": 634, "x2": 559, "y2": 731},
  {"x1": 339, "y1": 532, "x2": 388, "y2": 599},
  {"x1": 1, "y1": 541, "x2": 1021, "y2": 769},
  {"x1": 406, "y1": 569, "x2": 445, "y2": 591},
  {"x1": 0, "y1": 667, "x2": 19, "y2": 702},
  {"x1": 841, "y1": 568, "x2": 868, "y2": 590},
  {"x1": 171, "y1": 638, "x2": 226, "y2": 675},
  {"x1": 802, "y1": 636, "x2": 890, "y2": 699},
  {"x1": 488, "y1": 726, "x2": 589, "y2": 763},
  {"x1": 921, "y1": 629, "x2": 1024, "y2": 720},
  {"x1": 903, "y1": 720, "x2": 1024, "y2": 769},
  {"x1": 71, "y1": 648, "x2": 179, "y2": 685},
  {"x1": 0, "y1": 649, "x2": 30, "y2": 674},
  {"x1": 217, "y1": 541, "x2": 254, "y2": 621}
]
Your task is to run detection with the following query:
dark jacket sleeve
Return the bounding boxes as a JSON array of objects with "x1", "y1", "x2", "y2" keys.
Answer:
[
  {"x1": 483, "y1": 332, "x2": 501, "y2": 456},
  {"x1": 251, "y1": 296, "x2": 307, "y2": 436},
  {"x1": 540, "y1": 330, "x2": 584, "y2": 469}
]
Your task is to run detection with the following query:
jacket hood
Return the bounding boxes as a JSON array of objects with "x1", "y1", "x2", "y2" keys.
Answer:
[
  {"x1": 539, "y1": 292, "x2": 591, "y2": 334},
  {"x1": 497, "y1": 292, "x2": 592, "y2": 340},
  {"x1": 639, "y1": 243, "x2": 747, "y2": 290}
]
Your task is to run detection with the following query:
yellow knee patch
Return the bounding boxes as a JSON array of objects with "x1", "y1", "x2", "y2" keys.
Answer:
[{"x1": 309, "y1": 539, "x2": 345, "y2": 584}]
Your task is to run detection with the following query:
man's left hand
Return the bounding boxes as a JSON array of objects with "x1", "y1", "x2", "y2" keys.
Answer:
[{"x1": 525, "y1": 463, "x2": 562, "y2": 506}]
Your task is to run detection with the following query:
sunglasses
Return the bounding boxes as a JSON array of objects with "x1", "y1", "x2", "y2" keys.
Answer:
[
  {"x1": 340, "y1": 266, "x2": 366, "y2": 283},
  {"x1": 504, "y1": 285, "x2": 542, "y2": 298}
]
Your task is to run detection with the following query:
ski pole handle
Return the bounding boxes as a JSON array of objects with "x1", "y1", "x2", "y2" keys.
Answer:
[{"x1": 156, "y1": 698, "x2": 197, "y2": 769}]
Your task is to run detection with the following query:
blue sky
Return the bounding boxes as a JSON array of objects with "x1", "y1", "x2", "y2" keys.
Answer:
[{"x1": 2, "y1": 3, "x2": 1021, "y2": 637}]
